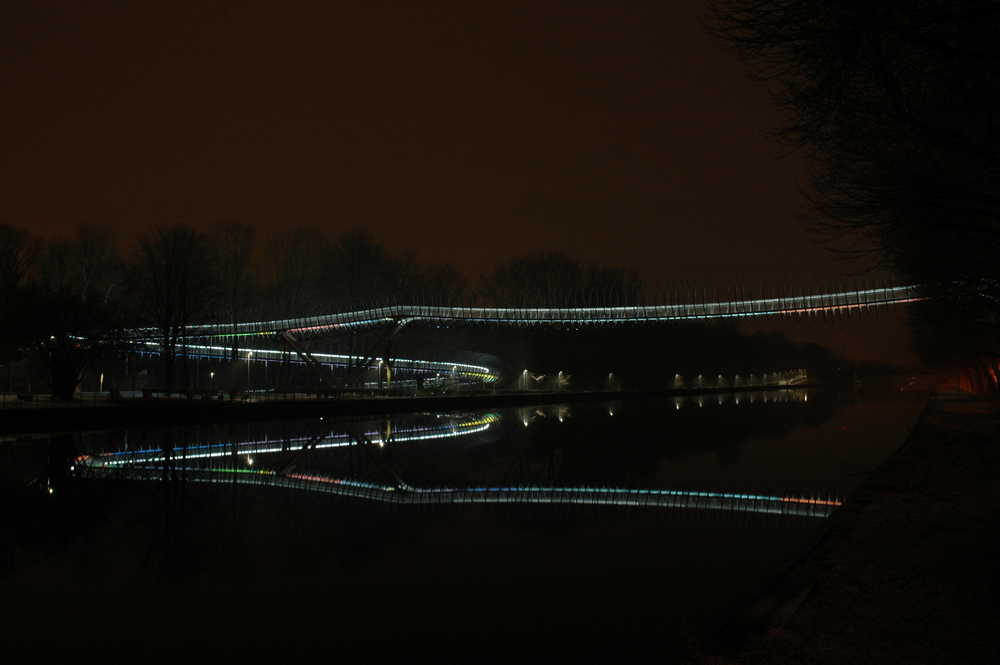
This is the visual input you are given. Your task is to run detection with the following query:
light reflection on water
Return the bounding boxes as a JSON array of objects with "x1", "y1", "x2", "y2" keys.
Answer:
[{"x1": 0, "y1": 388, "x2": 928, "y2": 660}]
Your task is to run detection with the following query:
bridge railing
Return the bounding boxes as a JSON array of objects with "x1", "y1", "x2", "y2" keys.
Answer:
[{"x1": 113, "y1": 277, "x2": 919, "y2": 341}]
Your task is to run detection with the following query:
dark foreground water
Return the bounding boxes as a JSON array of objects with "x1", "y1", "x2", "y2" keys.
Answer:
[{"x1": 0, "y1": 388, "x2": 926, "y2": 660}]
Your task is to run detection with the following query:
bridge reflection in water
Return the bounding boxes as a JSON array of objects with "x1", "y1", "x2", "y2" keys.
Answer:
[
  {"x1": 80, "y1": 401, "x2": 842, "y2": 522},
  {"x1": 8, "y1": 389, "x2": 922, "y2": 662}
]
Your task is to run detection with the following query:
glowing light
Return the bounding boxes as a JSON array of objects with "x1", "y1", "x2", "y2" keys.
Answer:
[
  {"x1": 117, "y1": 285, "x2": 918, "y2": 343},
  {"x1": 89, "y1": 459, "x2": 842, "y2": 518},
  {"x1": 781, "y1": 496, "x2": 842, "y2": 507},
  {"x1": 84, "y1": 415, "x2": 501, "y2": 467},
  {"x1": 134, "y1": 341, "x2": 500, "y2": 384}
]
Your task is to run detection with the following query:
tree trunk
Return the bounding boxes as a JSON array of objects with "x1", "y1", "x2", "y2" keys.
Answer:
[{"x1": 162, "y1": 344, "x2": 175, "y2": 390}]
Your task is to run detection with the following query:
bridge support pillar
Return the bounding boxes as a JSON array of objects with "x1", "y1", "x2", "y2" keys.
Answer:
[
  {"x1": 277, "y1": 331, "x2": 340, "y2": 391},
  {"x1": 346, "y1": 318, "x2": 409, "y2": 388},
  {"x1": 346, "y1": 423, "x2": 412, "y2": 491}
]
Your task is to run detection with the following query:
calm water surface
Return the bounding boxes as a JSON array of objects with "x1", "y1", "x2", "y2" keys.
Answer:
[{"x1": 0, "y1": 388, "x2": 926, "y2": 660}]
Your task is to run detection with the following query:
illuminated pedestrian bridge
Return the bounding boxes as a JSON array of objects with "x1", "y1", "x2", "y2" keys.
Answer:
[
  {"x1": 111, "y1": 277, "x2": 918, "y2": 388},
  {"x1": 158, "y1": 278, "x2": 917, "y2": 341},
  {"x1": 78, "y1": 408, "x2": 842, "y2": 521}
]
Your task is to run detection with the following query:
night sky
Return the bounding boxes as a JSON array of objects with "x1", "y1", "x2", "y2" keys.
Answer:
[{"x1": 0, "y1": 1, "x2": 915, "y2": 361}]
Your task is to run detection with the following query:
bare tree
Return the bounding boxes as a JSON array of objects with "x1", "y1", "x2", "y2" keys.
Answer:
[
  {"x1": 707, "y1": 0, "x2": 1000, "y2": 266},
  {"x1": 0, "y1": 222, "x2": 40, "y2": 296},
  {"x1": 7, "y1": 225, "x2": 123, "y2": 399},
  {"x1": 327, "y1": 229, "x2": 412, "y2": 298},
  {"x1": 39, "y1": 237, "x2": 74, "y2": 293},
  {"x1": 121, "y1": 224, "x2": 213, "y2": 389},
  {"x1": 0, "y1": 223, "x2": 41, "y2": 389},
  {"x1": 29, "y1": 269, "x2": 117, "y2": 400},
  {"x1": 74, "y1": 223, "x2": 120, "y2": 303},
  {"x1": 210, "y1": 221, "x2": 258, "y2": 358},
  {"x1": 482, "y1": 250, "x2": 584, "y2": 306},
  {"x1": 39, "y1": 224, "x2": 120, "y2": 302},
  {"x1": 708, "y1": 0, "x2": 1000, "y2": 386},
  {"x1": 394, "y1": 248, "x2": 426, "y2": 292},
  {"x1": 585, "y1": 264, "x2": 644, "y2": 296},
  {"x1": 483, "y1": 250, "x2": 643, "y2": 306},
  {"x1": 426, "y1": 262, "x2": 468, "y2": 302},
  {"x1": 261, "y1": 226, "x2": 329, "y2": 317}
]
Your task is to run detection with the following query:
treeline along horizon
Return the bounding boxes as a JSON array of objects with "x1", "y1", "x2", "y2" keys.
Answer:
[{"x1": 0, "y1": 221, "x2": 847, "y2": 396}]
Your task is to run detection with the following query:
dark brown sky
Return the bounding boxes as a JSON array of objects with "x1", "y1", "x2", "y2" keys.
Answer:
[{"x1": 0, "y1": 0, "x2": 916, "y2": 361}]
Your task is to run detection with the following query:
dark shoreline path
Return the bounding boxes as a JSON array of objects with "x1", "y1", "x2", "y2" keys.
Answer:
[{"x1": 699, "y1": 394, "x2": 1000, "y2": 664}]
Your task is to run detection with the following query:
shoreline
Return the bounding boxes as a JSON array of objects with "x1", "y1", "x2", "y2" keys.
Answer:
[
  {"x1": 0, "y1": 383, "x2": 820, "y2": 434},
  {"x1": 697, "y1": 392, "x2": 1000, "y2": 664}
]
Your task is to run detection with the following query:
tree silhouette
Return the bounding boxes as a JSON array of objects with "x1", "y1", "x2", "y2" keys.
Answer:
[
  {"x1": 425, "y1": 262, "x2": 468, "y2": 302},
  {"x1": 482, "y1": 250, "x2": 643, "y2": 307},
  {"x1": 708, "y1": 0, "x2": 1000, "y2": 385},
  {"x1": 261, "y1": 226, "x2": 329, "y2": 317},
  {"x1": 0, "y1": 223, "x2": 41, "y2": 390},
  {"x1": 25, "y1": 226, "x2": 123, "y2": 399},
  {"x1": 121, "y1": 224, "x2": 213, "y2": 389},
  {"x1": 210, "y1": 221, "x2": 258, "y2": 360},
  {"x1": 21, "y1": 284, "x2": 118, "y2": 400},
  {"x1": 327, "y1": 229, "x2": 419, "y2": 298},
  {"x1": 73, "y1": 224, "x2": 119, "y2": 303}
]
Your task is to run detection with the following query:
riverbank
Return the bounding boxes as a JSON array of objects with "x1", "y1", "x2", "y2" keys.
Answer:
[
  {"x1": 696, "y1": 393, "x2": 1000, "y2": 664},
  {"x1": 0, "y1": 383, "x2": 818, "y2": 434}
]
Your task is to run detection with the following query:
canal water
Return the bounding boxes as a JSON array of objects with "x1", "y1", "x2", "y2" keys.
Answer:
[{"x1": 0, "y1": 388, "x2": 926, "y2": 660}]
